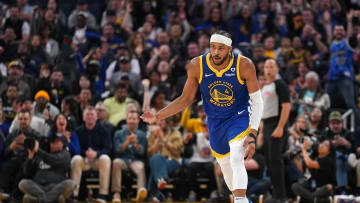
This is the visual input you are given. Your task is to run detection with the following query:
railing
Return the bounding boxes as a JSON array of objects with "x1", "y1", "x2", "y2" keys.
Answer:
[{"x1": 342, "y1": 109, "x2": 355, "y2": 132}]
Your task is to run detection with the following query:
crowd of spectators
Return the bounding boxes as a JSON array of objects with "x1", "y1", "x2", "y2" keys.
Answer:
[{"x1": 0, "y1": 0, "x2": 360, "y2": 202}]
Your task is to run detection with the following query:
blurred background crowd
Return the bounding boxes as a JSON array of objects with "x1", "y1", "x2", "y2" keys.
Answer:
[{"x1": 0, "y1": 0, "x2": 359, "y2": 202}]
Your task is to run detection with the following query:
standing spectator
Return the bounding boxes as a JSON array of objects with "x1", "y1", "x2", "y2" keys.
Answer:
[
  {"x1": 261, "y1": 59, "x2": 291, "y2": 203},
  {"x1": 326, "y1": 23, "x2": 360, "y2": 144},
  {"x1": 111, "y1": 111, "x2": 147, "y2": 203},
  {"x1": 71, "y1": 106, "x2": 111, "y2": 203},
  {"x1": 104, "y1": 83, "x2": 133, "y2": 126},
  {"x1": 18, "y1": 133, "x2": 76, "y2": 203},
  {"x1": 147, "y1": 118, "x2": 183, "y2": 202},
  {"x1": 67, "y1": 0, "x2": 97, "y2": 31}
]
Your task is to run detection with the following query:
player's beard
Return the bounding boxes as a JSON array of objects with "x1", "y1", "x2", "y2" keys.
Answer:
[{"x1": 211, "y1": 54, "x2": 229, "y2": 66}]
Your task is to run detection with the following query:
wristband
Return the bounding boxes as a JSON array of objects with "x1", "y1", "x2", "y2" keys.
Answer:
[{"x1": 248, "y1": 141, "x2": 256, "y2": 145}]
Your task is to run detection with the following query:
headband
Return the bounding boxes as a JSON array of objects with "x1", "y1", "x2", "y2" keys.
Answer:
[{"x1": 210, "y1": 34, "x2": 232, "y2": 46}]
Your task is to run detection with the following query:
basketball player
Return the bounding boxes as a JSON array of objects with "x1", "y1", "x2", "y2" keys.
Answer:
[{"x1": 141, "y1": 30, "x2": 263, "y2": 203}]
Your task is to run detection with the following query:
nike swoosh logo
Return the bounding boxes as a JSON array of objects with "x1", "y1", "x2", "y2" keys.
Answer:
[
  {"x1": 205, "y1": 73, "x2": 213, "y2": 77},
  {"x1": 238, "y1": 110, "x2": 245, "y2": 115}
]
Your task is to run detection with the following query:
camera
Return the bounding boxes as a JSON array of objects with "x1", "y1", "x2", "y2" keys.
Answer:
[{"x1": 24, "y1": 137, "x2": 36, "y2": 150}]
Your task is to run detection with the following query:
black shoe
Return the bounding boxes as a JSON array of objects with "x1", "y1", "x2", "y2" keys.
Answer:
[
  {"x1": 96, "y1": 194, "x2": 107, "y2": 203},
  {"x1": 152, "y1": 191, "x2": 165, "y2": 202}
]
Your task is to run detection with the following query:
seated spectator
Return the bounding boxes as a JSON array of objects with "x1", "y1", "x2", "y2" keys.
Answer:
[
  {"x1": 147, "y1": 118, "x2": 183, "y2": 202},
  {"x1": 10, "y1": 97, "x2": 50, "y2": 136},
  {"x1": 78, "y1": 88, "x2": 93, "y2": 113},
  {"x1": 180, "y1": 101, "x2": 207, "y2": 134},
  {"x1": 95, "y1": 102, "x2": 114, "y2": 135},
  {"x1": 67, "y1": 0, "x2": 98, "y2": 31},
  {"x1": 0, "y1": 108, "x2": 10, "y2": 137},
  {"x1": 296, "y1": 71, "x2": 330, "y2": 116},
  {"x1": 0, "y1": 27, "x2": 18, "y2": 62},
  {"x1": 25, "y1": 35, "x2": 50, "y2": 77},
  {"x1": 115, "y1": 101, "x2": 147, "y2": 133},
  {"x1": 186, "y1": 118, "x2": 217, "y2": 201},
  {"x1": 71, "y1": 106, "x2": 111, "y2": 203},
  {"x1": 0, "y1": 60, "x2": 31, "y2": 99},
  {"x1": 48, "y1": 113, "x2": 80, "y2": 157},
  {"x1": 33, "y1": 90, "x2": 60, "y2": 121},
  {"x1": 111, "y1": 111, "x2": 147, "y2": 203},
  {"x1": 2, "y1": 82, "x2": 19, "y2": 124},
  {"x1": 348, "y1": 146, "x2": 360, "y2": 195},
  {"x1": 104, "y1": 83, "x2": 134, "y2": 126},
  {"x1": 289, "y1": 62, "x2": 308, "y2": 98},
  {"x1": 46, "y1": 0, "x2": 67, "y2": 27},
  {"x1": 3, "y1": 7, "x2": 30, "y2": 41},
  {"x1": 321, "y1": 111, "x2": 355, "y2": 193},
  {"x1": 47, "y1": 70, "x2": 72, "y2": 109},
  {"x1": 150, "y1": 90, "x2": 168, "y2": 113},
  {"x1": 291, "y1": 139, "x2": 336, "y2": 202},
  {"x1": 39, "y1": 23, "x2": 59, "y2": 62},
  {"x1": 0, "y1": 110, "x2": 42, "y2": 200},
  {"x1": 61, "y1": 96, "x2": 81, "y2": 131},
  {"x1": 18, "y1": 133, "x2": 76, "y2": 203},
  {"x1": 285, "y1": 36, "x2": 313, "y2": 82},
  {"x1": 308, "y1": 107, "x2": 326, "y2": 136},
  {"x1": 263, "y1": 36, "x2": 276, "y2": 59}
]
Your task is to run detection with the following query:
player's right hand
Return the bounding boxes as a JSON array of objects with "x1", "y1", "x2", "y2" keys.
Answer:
[{"x1": 140, "y1": 110, "x2": 157, "y2": 124}]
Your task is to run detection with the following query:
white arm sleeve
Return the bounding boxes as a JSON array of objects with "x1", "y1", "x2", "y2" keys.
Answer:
[{"x1": 249, "y1": 90, "x2": 264, "y2": 131}]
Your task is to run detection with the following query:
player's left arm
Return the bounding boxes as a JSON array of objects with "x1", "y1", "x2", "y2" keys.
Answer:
[{"x1": 240, "y1": 57, "x2": 264, "y2": 136}]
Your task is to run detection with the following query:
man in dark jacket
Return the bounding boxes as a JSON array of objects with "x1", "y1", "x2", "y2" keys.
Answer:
[
  {"x1": 18, "y1": 133, "x2": 75, "y2": 203},
  {"x1": 0, "y1": 109, "x2": 42, "y2": 200},
  {"x1": 71, "y1": 106, "x2": 111, "y2": 203}
]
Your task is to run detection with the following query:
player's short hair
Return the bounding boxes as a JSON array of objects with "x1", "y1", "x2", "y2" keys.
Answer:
[{"x1": 213, "y1": 30, "x2": 232, "y2": 40}]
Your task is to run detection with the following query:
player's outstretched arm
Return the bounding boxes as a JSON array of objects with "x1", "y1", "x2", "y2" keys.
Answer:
[{"x1": 141, "y1": 57, "x2": 200, "y2": 124}]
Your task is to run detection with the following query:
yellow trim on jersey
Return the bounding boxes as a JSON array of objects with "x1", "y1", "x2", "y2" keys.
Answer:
[
  {"x1": 206, "y1": 53, "x2": 234, "y2": 77},
  {"x1": 199, "y1": 56, "x2": 203, "y2": 84},
  {"x1": 228, "y1": 125, "x2": 251, "y2": 144},
  {"x1": 210, "y1": 146, "x2": 230, "y2": 159},
  {"x1": 236, "y1": 55, "x2": 245, "y2": 85}
]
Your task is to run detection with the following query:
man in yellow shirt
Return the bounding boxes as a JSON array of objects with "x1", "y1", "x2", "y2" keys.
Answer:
[
  {"x1": 180, "y1": 101, "x2": 207, "y2": 133},
  {"x1": 104, "y1": 83, "x2": 133, "y2": 126}
]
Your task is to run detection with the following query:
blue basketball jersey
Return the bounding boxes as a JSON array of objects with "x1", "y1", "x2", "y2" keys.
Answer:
[
  {"x1": 329, "y1": 38, "x2": 354, "y2": 80},
  {"x1": 198, "y1": 53, "x2": 250, "y2": 119}
]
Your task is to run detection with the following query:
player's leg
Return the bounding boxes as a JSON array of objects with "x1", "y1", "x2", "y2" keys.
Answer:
[
  {"x1": 229, "y1": 138, "x2": 248, "y2": 203},
  {"x1": 216, "y1": 155, "x2": 233, "y2": 191}
]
